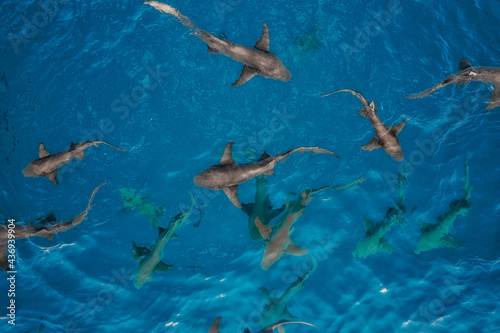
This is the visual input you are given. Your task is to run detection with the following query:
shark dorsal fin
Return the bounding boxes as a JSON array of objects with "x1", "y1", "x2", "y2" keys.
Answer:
[
  {"x1": 70, "y1": 141, "x2": 76, "y2": 148},
  {"x1": 255, "y1": 217, "x2": 272, "y2": 240},
  {"x1": 242, "y1": 329, "x2": 251, "y2": 333},
  {"x1": 208, "y1": 317, "x2": 222, "y2": 333},
  {"x1": 39, "y1": 142, "x2": 50, "y2": 158},
  {"x1": 254, "y1": 23, "x2": 270, "y2": 52},
  {"x1": 231, "y1": 66, "x2": 257, "y2": 87},
  {"x1": 260, "y1": 151, "x2": 271, "y2": 161},
  {"x1": 364, "y1": 217, "x2": 374, "y2": 231},
  {"x1": 48, "y1": 170, "x2": 58, "y2": 185},
  {"x1": 260, "y1": 286, "x2": 271, "y2": 300},
  {"x1": 380, "y1": 238, "x2": 397, "y2": 253},
  {"x1": 223, "y1": 185, "x2": 242, "y2": 209},
  {"x1": 420, "y1": 220, "x2": 432, "y2": 231},
  {"x1": 154, "y1": 261, "x2": 173, "y2": 273},
  {"x1": 220, "y1": 142, "x2": 236, "y2": 165},
  {"x1": 369, "y1": 101, "x2": 376, "y2": 110},
  {"x1": 389, "y1": 119, "x2": 406, "y2": 136},
  {"x1": 459, "y1": 59, "x2": 473, "y2": 71},
  {"x1": 286, "y1": 239, "x2": 308, "y2": 256}
]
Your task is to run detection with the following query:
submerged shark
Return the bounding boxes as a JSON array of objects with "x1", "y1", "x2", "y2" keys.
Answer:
[
  {"x1": 133, "y1": 192, "x2": 194, "y2": 289},
  {"x1": 143, "y1": 1, "x2": 291, "y2": 86},
  {"x1": 241, "y1": 154, "x2": 286, "y2": 241},
  {"x1": 415, "y1": 157, "x2": 472, "y2": 254},
  {"x1": 0, "y1": 183, "x2": 104, "y2": 272},
  {"x1": 208, "y1": 316, "x2": 316, "y2": 333},
  {"x1": 194, "y1": 142, "x2": 338, "y2": 209},
  {"x1": 260, "y1": 256, "x2": 317, "y2": 327},
  {"x1": 406, "y1": 59, "x2": 500, "y2": 110},
  {"x1": 23, "y1": 141, "x2": 126, "y2": 184},
  {"x1": 352, "y1": 171, "x2": 408, "y2": 258},
  {"x1": 321, "y1": 89, "x2": 406, "y2": 161}
]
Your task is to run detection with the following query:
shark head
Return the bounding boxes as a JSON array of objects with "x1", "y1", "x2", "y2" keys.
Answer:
[
  {"x1": 266, "y1": 57, "x2": 292, "y2": 82},
  {"x1": 22, "y1": 163, "x2": 38, "y2": 177},
  {"x1": 193, "y1": 167, "x2": 223, "y2": 190}
]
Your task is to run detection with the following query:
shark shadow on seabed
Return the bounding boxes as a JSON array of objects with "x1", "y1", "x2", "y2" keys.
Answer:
[
  {"x1": 259, "y1": 256, "x2": 318, "y2": 327},
  {"x1": 255, "y1": 177, "x2": 365, "y2": 270},
  {"x1": 352, "y1": 170, "x2": 410, "y2": 258},
  {"x1": 133, "y1": 192, "x2": 194, "y2": 289},
  {"x1": 0, "y1": 184, "x2": 105, "y2": 272},
  {"x1": 120, "y1": 188, "x2": 165, "y2": 228},
  {"x1": 415, "y1": 156, "x2": 473, "y2": 254}
]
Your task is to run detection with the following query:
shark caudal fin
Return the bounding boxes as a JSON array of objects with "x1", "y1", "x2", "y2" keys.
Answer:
[
  {"x1": 231, "y1": 23, "x2": 270, "y2": 87},
  {"x1": 208, "y1": 317, "x2": 222, "y2": 333}
]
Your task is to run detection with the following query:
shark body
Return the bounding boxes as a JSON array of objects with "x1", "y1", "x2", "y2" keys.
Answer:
[
  {"x1": 23, "y1": 141, "x2": 126, "y2": 184},
  {"x1": 194, "y1": 142, "x2": 338, "y2": 209},
  {"x1": 143, "y1": 1, "x2": 291, "y2": 87},
  {"x1": 0, "y1": 184, "x2": 104, "y2": 272},
  {"x1": 415, "y1": 157, "x2": 472, "y2": 254},
  {"x1": 208, "y1": 317, "x2": 316, "y2": 333},
  {"x1": 321, "y1": 89, "x2": 406, "y2": 161},
  {"x1": 406, "y1": 59, "x2": 500, "y2": 110},
  {"x1": 133, "y1": 192, "x2": 194, "y2": 288},
  {"x1": 260, "y1": 257, "x2": 317, "y2": 327},
  {"x1": 353, "y1": 172, "x2": 408, "y2": 258}
]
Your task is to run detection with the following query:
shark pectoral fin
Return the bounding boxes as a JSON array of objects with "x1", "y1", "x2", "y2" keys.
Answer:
[
  {"x1": 223, "y1": 185, "x2": 242, "y2": 209},
  {"x1": 390, "y1": 119, "x2": 406, "y2": 136},
  {"x1": 75, "y1": 150, "x2": 85, "y2": 160},
  {"x1": 207, "y1": 45, "x2": 220, "y2": 54},
  {"x1": 255, "y1": 217, "x2": 272, "y2": 240},
  {"x1": 420, "y1": 220, "x2": 432, "y2": 231},
  {"x1": 357, "y1": 108, "x2": 369, "y2": 118},
  {"x1": 283, "y1": 306, "x2": 298, "y2": 320},
  {"x1": 364, "y1": 217, "x2": 374, "y2": 232},
  {"x1": 380, "y1": 238, "x2": 396, "y2": 253},
  {"x1": 231, "y1": 66, "x2": 257, "y2": 87},
  {"x1": 361, "y1": 137, "x2": 382, "y2": 151},
  {"x1": 260, "y1": 286, "x2": 271, "y2": 300},
  {"x1": 459, "y1": 59, "x2": 473, "y2": 71},
  {"x1": 270, "y1": 204, "x2": 286, "y2": 220},
  {"x1": 220, "y1": 142, "x2": 236, "y2": 165},
  {"x1": 441, "y1": 234, "x2": 461, "y2": 249},
  {"x1": 48, "y1": 170, "x2": 58, "y2": 185},
  {"x1": 262, "y1": 168, "x2": 274, "y2": 176},
  {"x1": 158, "y1": 226, "x2": 167, "y2": 234},
  {"x1": 39, "y1": 142, "x2": 50, "y2": 158},
  {"x1": 208, "y1": 317, "x2": 222, "y2": 333},
  {"x1": 132, "y1": 242, "x2": 151, "y2": 261},
  {"x1": 286, "y1": 240, "x2": 308, "y2": 256},
  {"x1": 154, "y1": 261, "x2": 173, "y2": 273},
  {"x1": 254, "y1": 22, "x2": 270, "y2": 52},
  {"x1": 485, "y1": 86, "x2": 500, "y2": 110}
]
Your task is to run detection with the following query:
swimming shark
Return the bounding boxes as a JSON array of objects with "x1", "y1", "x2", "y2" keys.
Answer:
[
  {"x1": 133, "y1": 192, "x2": 194, "y2": 289},
  {"x1": 0, "y1": 183, "x2": 104, "y2": 272},
  {"x1": 208, "y1": 316, "x2": 316, "y2": 333},
  {"x1": 23, "y1": 141, "x2": 126, "y2": 185},
  {"x1": 352, "y1": 172, "x2": 408, "y2": 258},
  {"x1": 321, "y1": 89, "x2": 406, "y2": 161},
  {"x1": 406, "y1": 59, "x2": 500, "y2": 110},
  {"x1": 415, "y1": 157, "x2": 472, "y2": 254},
  {"x1": 143, "y1": 1, "x2": 292, "y2": 87},
  {"x1": 194, "y1": 142, "x2": 339, "y2": 209},
  {"x1": 259, "y1": 256, "x2": 317, "y2": 327},
  {"x1": 241, "y1": 153, "x2": 286, "y2": 241}
]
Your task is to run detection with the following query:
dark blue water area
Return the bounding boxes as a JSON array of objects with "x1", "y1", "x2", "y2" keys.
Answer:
[{"x1": 0, "y1": 0, "x2": 499, "y2": 332}]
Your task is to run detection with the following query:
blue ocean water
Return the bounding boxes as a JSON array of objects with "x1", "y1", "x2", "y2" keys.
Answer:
[{"x1": 1, "y1": 0, "x2": 499, "y2": 332}]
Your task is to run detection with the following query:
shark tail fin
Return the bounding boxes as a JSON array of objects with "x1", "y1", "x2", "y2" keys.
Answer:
[{"x1": 208, "y1": 317, "x2": 222, "y2": 333}]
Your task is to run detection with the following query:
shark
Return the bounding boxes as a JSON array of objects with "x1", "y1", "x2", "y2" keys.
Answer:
[
  {"x1": 259, "y1": 256, "x2": 318, "y2": 327},
  {"x1": 352, "y1": 171, "x2": 408, "y2": 258},
  {"x1": 321, "y1": 89, "x2": 406, "y2": 161},
  {"x1": 0, "y1": 183, "x2": 104, "y2": 272},
  {"x1": 133, "y1": 192, "x2": 194, "y2": 289},
  {"x1": 208, "y1": 316, "x2": 316, "y2": 333},
  {"x1": 143, "y1": 1, "x2": 292, "y2": 87},
  {"x1": 23, "y1": 140, "x2": 126, "y2": 185},
  {"x1": 406, "y1": 59, "x2": 500, "y2": 110},
  {"x1": 241, "y1": 153, "x2": 286, "y2": 241},
  {"x1": 415, "y1": 157, "x2": 472, "y2": 254},
  {"x1": 194, "y1": 142, "x2": 339, "y2": 209}
]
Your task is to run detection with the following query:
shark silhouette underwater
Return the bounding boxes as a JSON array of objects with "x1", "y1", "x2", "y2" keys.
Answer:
[
  {"x1": 208, "y1": 316, "x2": 316, "y2": 333},
  {"x1": 0, "y1": 183, "x2": 105, "y2": 272},
  {"x1": 352, "y1": 171, "x2": 409, "y2": 258},
  {"x1": 415, "y1": 156, "x2": 473, "y2": 254},
  {"x1": 406, "y1": 59, "x2": 500, "y2": 110},
  {"x1": 143, "y1": 1, "x2": 291, "y2": 87},
  {"x1": 259, "y1": 256, "x2": 318, "y2": 327},
  {"x1": 23, "y1": 140, "x2": 126, "y2": 185},
  {"x1": 321, "y1": 89, "x2": 406, "y2": 161},
  {"x1": 133, "y1": 192, "x2": 194, "y2": 289},
  {"x1": 194, "y1": 142, "x2": 339, "y2": 209}
]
